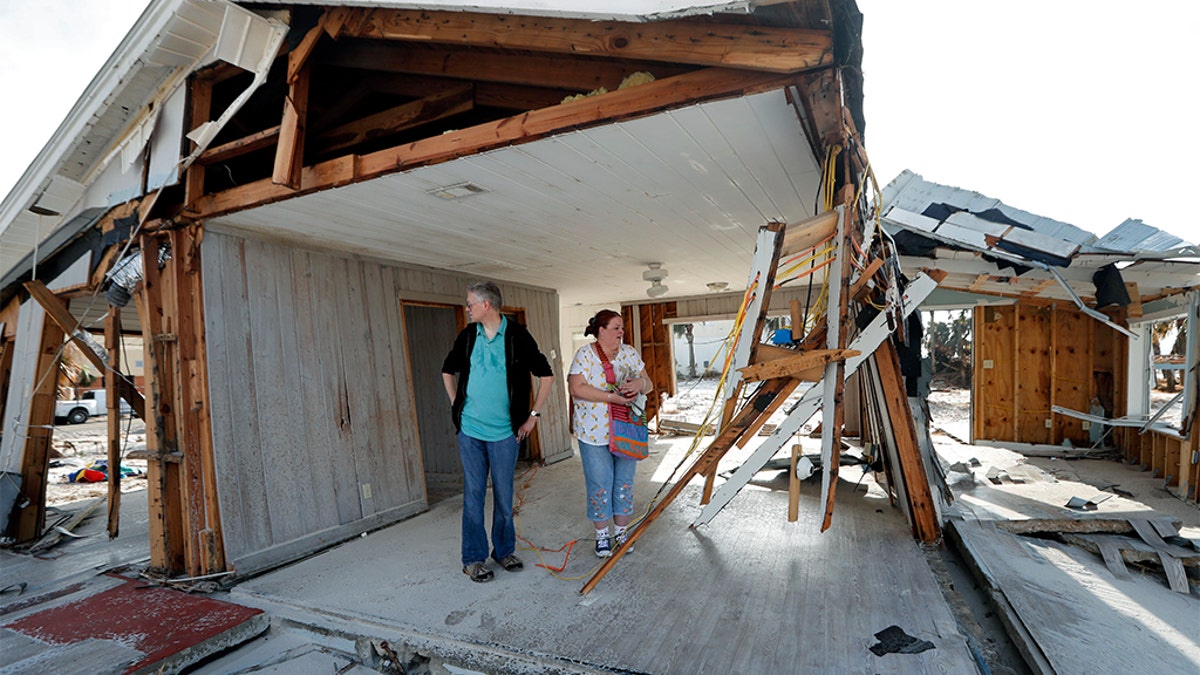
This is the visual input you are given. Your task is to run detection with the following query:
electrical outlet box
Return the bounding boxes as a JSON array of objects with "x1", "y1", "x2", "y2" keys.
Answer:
[
  {"x1": 362, "y1": 483, "x2": 372, "y2": 500},
  {"x1": 1044, "y1": 419, "x2": 1052, "y2": 429},
  {"x1": 983, "y1": 359, "x2": 994, "y2": 369}
]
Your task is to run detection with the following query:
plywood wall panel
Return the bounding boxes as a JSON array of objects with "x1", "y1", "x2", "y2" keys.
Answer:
[
  {"x1": 1052, "y1": 307, "x2": 1090, "y2": 445},
  {"x1": 974, "y1": 305, "x2": 1015, "y2": 441},
  {"x1": 1016, "y1": 305, "x2": 1052, "y2": 444}
]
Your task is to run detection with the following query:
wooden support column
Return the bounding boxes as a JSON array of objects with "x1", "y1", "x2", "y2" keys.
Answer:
[
  {"x1": 105, "y1": 305, "x2": 122, "y2": 539},
  {"x1": 137, "y1": 237, "x2": 186, "y2": 573},
  {"x1": 12, "y1": 316, "x2": 65, "y2": 542},
  {"x1": 874, "y1": 340, "x2": 940, "y2": 542},
  {"x1": 168, "y1": 226, "x2": 225, "y2": 574}
]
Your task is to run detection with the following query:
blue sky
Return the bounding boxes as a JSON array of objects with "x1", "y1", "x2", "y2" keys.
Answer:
[{"x1": 2, "y1": 0, "x2": 1196, "y2": 240}]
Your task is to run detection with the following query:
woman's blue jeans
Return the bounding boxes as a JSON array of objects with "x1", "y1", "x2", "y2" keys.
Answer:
[
  {"x1": 578, "y1": 440, "x2": 637, "y2": 522},
  {"x1": 458, "y1": 432, "x2": 518, "y2": 565}
]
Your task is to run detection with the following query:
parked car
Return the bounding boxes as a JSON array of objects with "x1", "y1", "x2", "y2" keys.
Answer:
[{"x1": 54, "y1": 390, "x2": 133, "y2": 424}]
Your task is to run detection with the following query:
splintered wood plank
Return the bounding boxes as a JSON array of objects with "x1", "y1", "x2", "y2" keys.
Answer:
[
  {"x1": 779, "y1": 210, "x2": 837, "y2": 256},
  {"x1": 737, "y1": 348, "x2": 859, "y2": 382},
  {"x1": 350, "y1": 9, "x2": 834, "y2": 73},
  {"x1": 273, "y1": 63, "x2": 310, "y2": 190},
  {"x1": 197, "y1": 126, "x2": 280, "y2": 166},
  {"x1": 13, "y1": 315, "x2": 65, "y2": 542}
]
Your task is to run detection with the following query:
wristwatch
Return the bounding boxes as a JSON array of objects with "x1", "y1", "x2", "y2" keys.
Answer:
[{"x1": 529, "y1": 410, "x2": 540, "y2": 418}]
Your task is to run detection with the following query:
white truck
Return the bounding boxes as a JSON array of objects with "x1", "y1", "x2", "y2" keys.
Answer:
[{"x1": 54, "y1": 390, "x2": 133, "y2": 424}]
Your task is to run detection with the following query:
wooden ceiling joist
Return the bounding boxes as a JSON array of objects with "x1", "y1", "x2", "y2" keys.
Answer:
[
  {"x1": 318, "y1": 84, "x2": 475, "y2": 155},
  {"x1": 189, "y1": 66, "x2": 798, "y2": 218},
  {"x1": 324, "y1": 42, "x2": 693, "y2": 93},
  {"x1": 342, "y1": 9, "x2": 834, "y2": 73}
]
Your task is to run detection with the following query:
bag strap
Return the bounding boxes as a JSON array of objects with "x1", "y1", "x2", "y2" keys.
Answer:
[{"x1": 593, "y1": 341, "x2": 630, "y2": 422}]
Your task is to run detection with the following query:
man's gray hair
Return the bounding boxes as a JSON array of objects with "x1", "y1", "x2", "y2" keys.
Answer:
[{"x1": 467, "y1": 281, "x2": 503, "y2": 309}]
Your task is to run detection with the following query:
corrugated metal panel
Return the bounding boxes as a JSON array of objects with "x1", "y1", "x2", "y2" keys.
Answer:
[{"x1": 1094, "y1": 218, "x2": 1190, "y2": 253}]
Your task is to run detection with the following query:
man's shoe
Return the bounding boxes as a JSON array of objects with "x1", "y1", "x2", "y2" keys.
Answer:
[
  {"x1": 497, "y1": 554, "x2": 524, "y2": 572},
  {"x1": 463, "y1": 561, "x2": 494, "y2": 583},
  {"x1": 595, "y1": 534, "x2": 612, "y2": 558}
]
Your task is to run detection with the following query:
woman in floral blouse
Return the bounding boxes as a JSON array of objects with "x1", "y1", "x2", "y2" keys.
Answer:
[{"x1": 568, "y1": 309, "x2": 652, "y2": 558}]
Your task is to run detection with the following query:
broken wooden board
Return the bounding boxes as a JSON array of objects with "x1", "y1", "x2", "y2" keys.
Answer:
[
  {"x1": 737, "y1": 348, "x2": 860, "y2": 382},
  {"x1": 948, "y1": 519, "x2": 1200, "y2": 674}
]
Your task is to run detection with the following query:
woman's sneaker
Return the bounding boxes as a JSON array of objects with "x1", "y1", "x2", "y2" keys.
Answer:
[
  {"x1": 615, "y1": 530, "x2": 634, "y2": 553},
  {"x1": 595, "y1": 534, "x2": 612, "y2": 558}
]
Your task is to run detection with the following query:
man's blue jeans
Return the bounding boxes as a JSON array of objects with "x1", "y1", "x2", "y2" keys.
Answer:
[{"x1": 458, "y1": 432, "x2": 518, "y2": 565}]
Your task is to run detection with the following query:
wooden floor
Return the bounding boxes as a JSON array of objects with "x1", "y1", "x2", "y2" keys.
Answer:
[{"x1": 230, "y1": 437, "x2": 979, "y2": 674}]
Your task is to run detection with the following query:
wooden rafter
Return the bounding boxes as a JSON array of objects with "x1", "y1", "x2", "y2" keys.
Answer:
[
  {"x1": 318, "y1": 84, "x2": 475, "y2": 155},
  {"x1": 188, "y1": 67, "x2": 797, "y2": 219},
  {"x1": 325, "y1": 41, "x2": 694, "y2": 92},
  {"x1": 343, "y1": 9, "x2": 833, "y2": 73},
  {"x1": 273, "y1": 62, "x2": 310, "y2": 190},
  {"x1": 197, "y1": 126, "x2": 281, "y2": 166}
]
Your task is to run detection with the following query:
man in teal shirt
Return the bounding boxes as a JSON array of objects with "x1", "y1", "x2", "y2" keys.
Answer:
[{"x1": 442, "y1": 281, "x2": 555, "y2": 582}]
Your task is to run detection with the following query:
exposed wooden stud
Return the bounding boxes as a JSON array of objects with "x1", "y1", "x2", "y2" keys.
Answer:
[
  {"x1": 789, "y1": 299, "x2": 803, "y2": 341},
  {"x1": 196, "y1": 126, "x2": 281, "y2": 166},
  {"x1": 787, "y1": 443, "x2": 801, "y2": 522},
  {"x1": 184, "y1": 76, "x2": 213, "y2": 208},
  {"x1": 347, "y1": 9, "x2": 834, "y2": 73},
  {"x1": 190, "y1": 67, "x2": 797, "y2": 218},
  {"x1": 106, "y1": 304, "x2": 122, "y2": 539},
  {"x1": 1125, "y1": 282, "x2": 1142, "y2": 318},
  {"x1": 273, "y1": 61, "x2": 311, "y2": 190}
]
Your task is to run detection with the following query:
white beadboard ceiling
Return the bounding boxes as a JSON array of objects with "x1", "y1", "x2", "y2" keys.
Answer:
[{"x1": 208, "y1": 89, "x2": 823, "y2": 306}]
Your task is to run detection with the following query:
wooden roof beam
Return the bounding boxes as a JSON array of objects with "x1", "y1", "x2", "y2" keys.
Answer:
[
  {"x1": 325, "y1": 41, "x2": 694, "y2": 92},
  {"x1": 317, "y1": 84, "x2": 475, "y2": 155},
  {"x1": 343, "y1": 9, "x2": 833, "y2": 73}
]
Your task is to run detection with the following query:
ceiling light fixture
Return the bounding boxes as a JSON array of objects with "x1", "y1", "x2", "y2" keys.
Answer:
[{"x1": 644, "y1": 263, "x2": 669, "y2": 298}]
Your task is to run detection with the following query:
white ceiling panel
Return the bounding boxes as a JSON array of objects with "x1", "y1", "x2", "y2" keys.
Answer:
[{"x1": 208, "y1": 89, "x2": 824, "y2": 306}]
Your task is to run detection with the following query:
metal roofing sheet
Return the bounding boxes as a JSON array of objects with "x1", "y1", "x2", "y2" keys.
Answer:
[{"x1": 1095, "y1": 218, "x2": 1190, "y2": 253}]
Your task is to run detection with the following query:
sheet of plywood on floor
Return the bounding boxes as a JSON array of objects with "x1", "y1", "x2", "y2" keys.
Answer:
[
  {"x1": 951, "y1": 520, "x2": 1200, "y2": 674},
  {"x1": 1052, "y1": 306, "x2": 1091, "y2": 445},
  {"x1": 975, "y1": 305, "x2": 1015, "y2": 442},
  {"x1": 1016, "y1": 304, "x2": 1052, "y2": 444},
  {"x1": 230, "y1": 454, "x2": 976, "y2": 674}
]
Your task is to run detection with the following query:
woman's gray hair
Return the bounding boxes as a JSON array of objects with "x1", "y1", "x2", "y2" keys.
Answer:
[{"x1": 467, "y1": 281, "x2": 503, "y2": 309}]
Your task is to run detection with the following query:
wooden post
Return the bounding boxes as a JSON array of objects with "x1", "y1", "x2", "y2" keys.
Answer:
[
  {"x1": 184, "y1": 76, "x2": 213, "y2": 208},
  {"x1": 274, "y1": 59, "x2": 311, "y2": 190},
  {"x1": 787, "y1": 443, "x2": 801, "y2": 522},
  {"x1": 106, "y1": 305, "x2": 122, "y2": 539},
  {"x1": 12, "y1": 315, "x2": 65, "y2": 542},
  {"x1": 137, "y1": 237, "x2": 186, "y2": 573}
]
